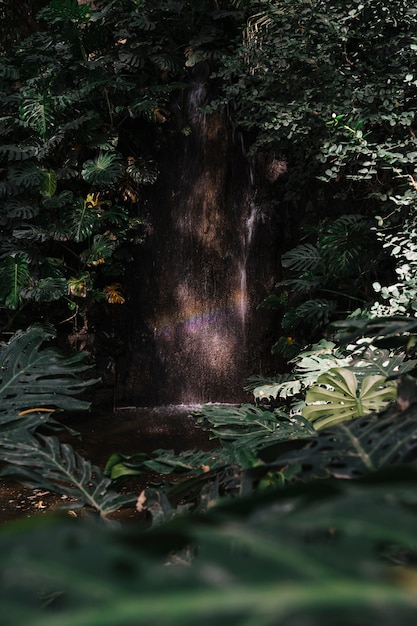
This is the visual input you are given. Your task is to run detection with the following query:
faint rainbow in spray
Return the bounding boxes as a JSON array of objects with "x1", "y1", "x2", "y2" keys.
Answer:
[{"x1": 153, "y1": 289, "x2": 247, "y2": 340}]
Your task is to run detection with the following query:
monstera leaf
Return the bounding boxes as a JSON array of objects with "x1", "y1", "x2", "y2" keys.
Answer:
[
  {"x1": 302, "y1": 367, "x2": 396, "y2": 429},
  {"x1": 0, "y1": 325, "x2": 98, "y2": 431}
]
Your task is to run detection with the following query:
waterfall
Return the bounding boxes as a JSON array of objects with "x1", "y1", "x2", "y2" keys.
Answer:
[
  {"x1": 116, "y1": 72, "x2": 278, "y2": 407},
  {"x1": 239, "y1": 200, "x2": 259, "y2": 332}
]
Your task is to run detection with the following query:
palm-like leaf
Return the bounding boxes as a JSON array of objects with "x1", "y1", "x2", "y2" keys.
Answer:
[
  {"x1": 80, "y1": 233, "x2": 115, "y2": 266},
  {"x1": 329, "y1": 316, "x2": 417, "y2": 347},
  {"x1": 21, "y1": 277, "x2": 68, "y2": 302},
  {"x1": 319, "y1": 214, "x2": 369, "y2": 277},
  {"x1": 62, "y1": 197, "x2": 99, "y2": 243},
  {"x1": 0, "y1": 433, "x2": 134, "y2": 516},
  {"x1": 0, "y1": 326, "x2": 98, "y2": 417},
  {"x1": 302, "y1": 367, "x2": 396, "y2": 429},
  {"x1": 7, "y1": 162, "x2": 44, "y2": 189},
  {"x1": 126, "y1": 156, "x2": 158, "y2": 184}
]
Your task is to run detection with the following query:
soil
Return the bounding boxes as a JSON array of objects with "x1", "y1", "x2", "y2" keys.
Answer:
[{"x1": 0, "y1": 405, "x2": 216, "y2": 525}]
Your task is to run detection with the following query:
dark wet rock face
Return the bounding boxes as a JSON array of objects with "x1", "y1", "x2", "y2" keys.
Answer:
[{"x1": 111, "y1": 73, "x2": 281, "y2": 407}]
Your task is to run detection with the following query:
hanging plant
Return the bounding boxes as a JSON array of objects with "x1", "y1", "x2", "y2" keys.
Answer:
[{"x1": 302, "y1": 367, "x2": 397, "y2": 430}]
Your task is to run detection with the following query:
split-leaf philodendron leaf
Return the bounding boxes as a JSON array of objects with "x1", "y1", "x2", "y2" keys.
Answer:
[{"x1": 302, "y1": 367, "x2": 396, "y2": 429}]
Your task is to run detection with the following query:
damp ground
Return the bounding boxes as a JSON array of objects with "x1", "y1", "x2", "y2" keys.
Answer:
[{"x1": 0, "y1": 406, "x2": 217, "y2": 525}]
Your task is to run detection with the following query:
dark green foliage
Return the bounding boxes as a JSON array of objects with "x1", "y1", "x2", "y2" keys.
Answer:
[
  {"x1": 0, "y1": 325, "x2": 98, "y2": 415},
  {"x1": 273, "y1": 395, "x2": 417, "y2": 480},
  {"x1": 0, "y1": 0, "x2": 244, "y2": 330},
  {"x1": 0, "y1": 433, "x2": 135, "y2": 515},
  {"x1": 195, "y1": 403, "x2": 315, "y2": 450},
  {"x1": 214, "y1": 0, "x2": 417, "y2": 349},
  {"x1": 328, "y1": 316, "x2": 417, "y2": 348},
  {"x1": 0, "y1": 325, "x2": 132, "y2": 516},
  {"x1": 217, "y1": 0, "x2": 417, "y2": 203},
  {"x1": 3, "y1": 471, "x2": 417, "y2": 624}
]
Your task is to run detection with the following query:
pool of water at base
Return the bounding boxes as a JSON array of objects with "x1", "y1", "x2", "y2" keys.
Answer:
[{"x1": 0, "y1": 404, "x2": 219, "y2": 525}]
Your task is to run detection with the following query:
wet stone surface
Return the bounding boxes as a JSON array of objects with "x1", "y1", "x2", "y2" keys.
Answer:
[{"x1": 0, "y1": 406, "x2": 216, "y2": 525}]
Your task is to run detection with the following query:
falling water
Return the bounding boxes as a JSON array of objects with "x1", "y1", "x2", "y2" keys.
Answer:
[
  {"x1": 116, "y1": 71, "x2": 278, "y2": 407},
  {"x1": 239, "y1": 201, "x2": 259, "y2": 332}
]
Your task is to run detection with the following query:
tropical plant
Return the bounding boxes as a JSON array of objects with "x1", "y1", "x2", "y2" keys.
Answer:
[
  {"x1": 265, "y1": 214, "x2": 380, "y2": 349},
  {"x1": 216, "y1": 0, "x2": 417, "y2": 207},
  {"x1": 0, "y1": 0, "x2": 248, "y2": 336},
  {"x1": 0, "y1": 325, "x2": 97, "y2": 419},
  {"x1": 302, "y1": 367, "x2": 396, "y2": 429},
  {"x1": 4, "y1": 466, "x2": 417, "y2": 624},
  {"x1": 370, "y1": 218, "x2": 417, "y2": 317},
  {"x1": 214, "y1": 0, "x2": 417, "y2": 355},
  {"x1": 0, "y1": 325, "x2": 134, "y2": 516},
  {"x1": 273, "y1": 381, "x2": 417, "y2": 479}
]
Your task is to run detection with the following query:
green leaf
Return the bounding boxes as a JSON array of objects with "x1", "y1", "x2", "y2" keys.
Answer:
[
  {"x1": 0, "y1": 433, "x2": 134, "y2": 516},
  {"x1": 81, "y1": 152, "x2": 124, "y2": 187},
  {"x1": 302, "y1": 367, "x2": 396, "y2": 428},
  {"x1": 0, "y1": 254, "x2": 30, "y2": 309},
  {"x1": 197, "y1": 404, "x2": 315, "y2": 452},
  {"x1": 3, "y1": 472, "x2": 417, "y2": 624},
  {"x1": 21, "y1": 277, "x2": 68, "y2": 303},
  {"x1": 40, "y1": 168, "x2": 57, "y2": 197},
  {"x1": 19, "y1": 91, "x2": 54, "y2": 139},
  {"x1": 0, "y1": 326, "x2": 98, "y2": 419},
  {"x1": 62, "y1": 197, "x2": 99, "y2": 243},
  {"x1": 281, "y1": 243, "x2": 324, "y2": 273}
]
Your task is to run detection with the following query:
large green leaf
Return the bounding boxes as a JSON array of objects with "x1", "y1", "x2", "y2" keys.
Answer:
[
  {"x1": 302, "y1": 367, "x2": 396, "y2": 429},
  {"x1": 19, "y1": 91, "x2": 54, "y2": 139},
  {"x1": 0, "y1": 326, "x2": 99, "y2": 419},
  {"x1": 196, "y1": 404, "x2": 315, "y2": 451},
  {"x1": 0, "y1": 433, "x2": 134, "y2": 516},
  {"x1": 0, "y1": 253, "x2": 30, "y2": 309},
  {"x1": 253, "y1": 340, "x2": 351, "y2": 401},
  {"x1": 280, "y1": 243, "x2": 324, "y2": 273},
  {"x1": 81, "y1": 151, "x2": 125, "y2": 187}
]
